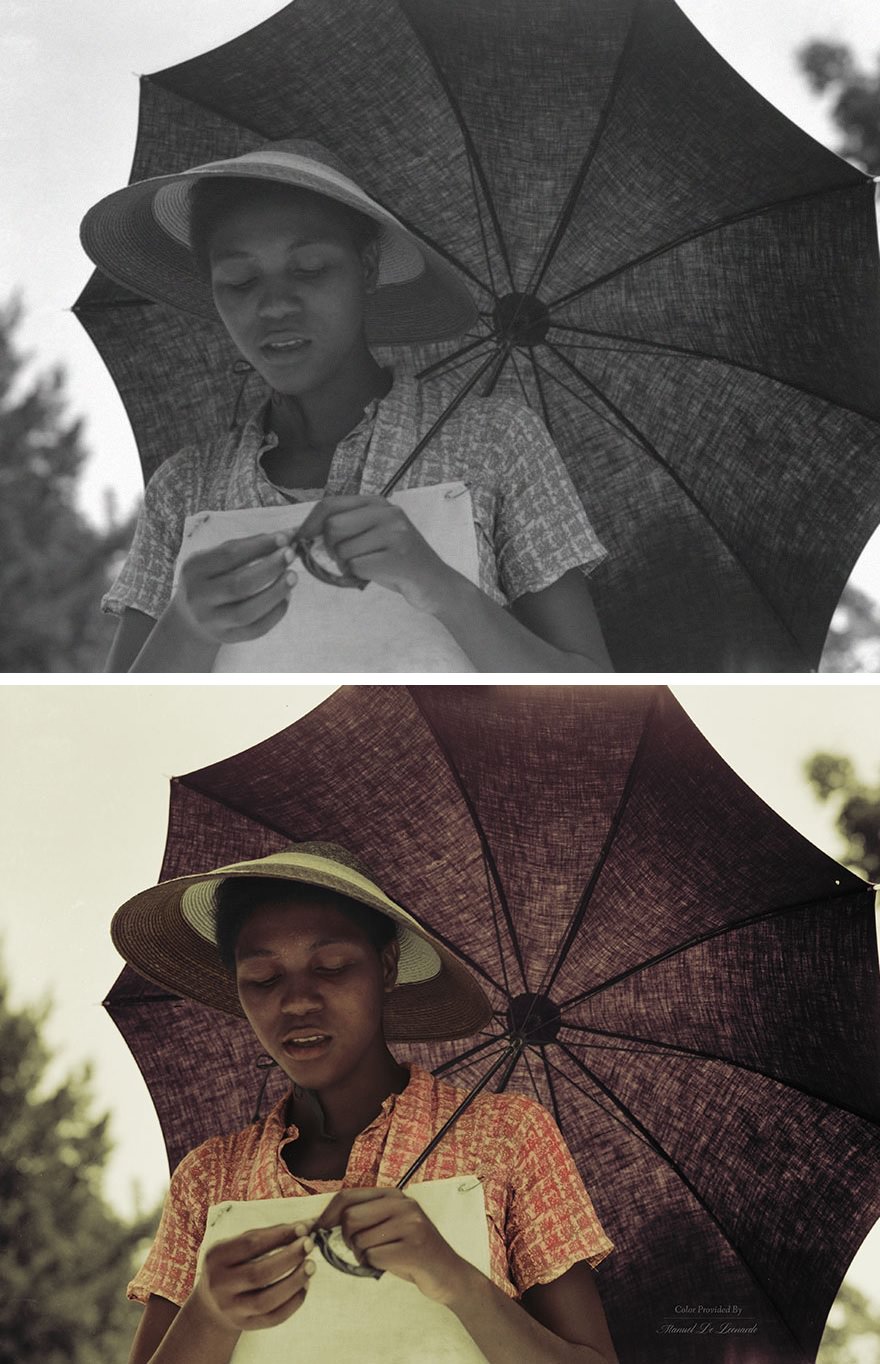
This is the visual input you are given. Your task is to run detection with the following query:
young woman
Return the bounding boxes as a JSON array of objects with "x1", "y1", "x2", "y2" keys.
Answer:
[
  {"x1": 80, "y1": 139, "x2": 613, "y2": 672},
  {"x1": 112, "y1": 842, "x2": 618, "y2": 1364}
]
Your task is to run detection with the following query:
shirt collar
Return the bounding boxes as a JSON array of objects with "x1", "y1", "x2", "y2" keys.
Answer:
[{"x1": 264, "y1": 1062, "x2": 431, "y2": 1143}]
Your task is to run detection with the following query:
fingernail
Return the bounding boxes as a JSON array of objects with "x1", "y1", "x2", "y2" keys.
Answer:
[
  {"x1": 282, "y1": 547, "x2": 295, "y2": 564},
  {"x1": 274, "y1": 532, "x2": 288, "y2": 548},
  {"x1": 293, "y1": 1222, "x2": 308, "y2": 1237},
  {"x1": 304, "y1": 1259, "x2": 316, "y2": 1277},
  {"x1": 285, "y1": 568, "x2": 297, "y2": 586},
  {"x1": 303, "y1": 1235, "x2": 315, "y2": 1253}
]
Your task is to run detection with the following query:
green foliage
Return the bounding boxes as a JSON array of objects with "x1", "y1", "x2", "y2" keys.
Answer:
[
  {"x1": 797, "y1": 39, "x2": 880, "y2": 172},
  {"x1": 0, "y1": 962, "x2": 155, "y2": 1363},
  {"x1": 0, "y1": 296, "x2": 135, "y2": 672},
  {"x1": 818, "y1": 1280, "x2": 880, "y2": 1364},
  {"x1": 805, "y1": 750, "x2": 880, "y2": 881}
]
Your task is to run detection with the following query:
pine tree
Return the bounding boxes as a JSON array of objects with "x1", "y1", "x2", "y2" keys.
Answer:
[
  {"x1": 0, "y1": 962, "x2": 155, "y2": 1363},
  {"x1": 0, "y1": 296, "x2": 134, "y2": 672}
]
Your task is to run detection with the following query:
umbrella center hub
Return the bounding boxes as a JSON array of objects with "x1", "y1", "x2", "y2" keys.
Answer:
[
  {"x1": 492, "y1": 293, "x2": 551, "y2": 347},
  {"x1": 506, "y1": 992, "x2": 562, "y2": 1045}
]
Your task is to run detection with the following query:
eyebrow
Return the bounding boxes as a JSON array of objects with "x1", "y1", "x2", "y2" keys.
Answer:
[
  {"x1": 210, "y1": 238, "x2": 332, "y2": 263},
  {"x1": 236, "y1": 936, "x2": 356, "y2": 961}
]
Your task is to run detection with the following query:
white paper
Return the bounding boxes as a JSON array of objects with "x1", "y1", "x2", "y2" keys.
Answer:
[
  {"x1": 175, "y1": 483, "x2": 480, "y2": 672},
  {"x1": 198, "y1": 1177, "x2": 491, "y2": 1364}
]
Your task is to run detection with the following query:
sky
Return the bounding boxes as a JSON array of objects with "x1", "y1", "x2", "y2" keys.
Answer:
[
  {"x1": 0, "y1": 680, "x2": 878, "y2": 1316},
  {"x1": 2, "y1": 0, "x2": 880, "y2": 607}
]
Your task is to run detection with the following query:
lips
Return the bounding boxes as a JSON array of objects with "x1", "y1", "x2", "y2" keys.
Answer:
[
  {"x1": 260, "y1": 335, "x2": 311, "y2": 356},
  {"x1": 282, "y1": 1032, "x2": 331, "y2": 1061}
]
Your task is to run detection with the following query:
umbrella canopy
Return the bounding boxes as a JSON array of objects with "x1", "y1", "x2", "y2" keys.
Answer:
[
  {"x1": 104, "y1": 685, "x2": 880, "y2": 1364},
  {"x1": 74, "y1": 0, "x2": 880, "y2": 672}
]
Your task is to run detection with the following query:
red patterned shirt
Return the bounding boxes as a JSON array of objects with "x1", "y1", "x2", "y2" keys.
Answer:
[{"x1": 129, "y1": 1064, "x2": 612, "y2": 1306}]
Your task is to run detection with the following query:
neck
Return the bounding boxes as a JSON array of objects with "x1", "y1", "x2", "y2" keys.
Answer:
[
  {"x1": 297, "y1": 1047, "x2": 409, "y2": 1143},
  {"x1": 269, "y1": 350, "x2": 390, "y2": 454}
]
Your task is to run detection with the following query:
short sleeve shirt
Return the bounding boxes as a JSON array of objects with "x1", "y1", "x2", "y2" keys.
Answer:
[
  {"x1": 129, "y1": 1065, "x2": 612, "y2": 1307},
  {"x1": 103, "y1": 372, "x2": 606, "y2": 619}
]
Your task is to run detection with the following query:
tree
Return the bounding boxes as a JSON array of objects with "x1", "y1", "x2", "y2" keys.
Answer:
[
  {"x1": 820, "y1": 584, "x2": 880, "y2": 674},
  {"x1": 818, "y1": 1281, "x2": 880, "y2": 1364},
  {"x1": 805, "y1": 750, "x2": 880, "y2": 881},
  {"x1": 797, "y1": 39, "x2": 880, "y2": 172},
  {"x1": 0, "y1": 960, "x2": 155, "y2": 1363},
  {"x1": 0, "y1": 296, "x2": 135, "y2": 672}
]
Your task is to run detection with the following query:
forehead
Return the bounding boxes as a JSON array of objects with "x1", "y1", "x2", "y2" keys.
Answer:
[
  {"x1": 233, "y1": 896, "x2": 371, "y2": 953},
  {"x1": 206, "y1": 186, "x2": 357, "y2": 252}
]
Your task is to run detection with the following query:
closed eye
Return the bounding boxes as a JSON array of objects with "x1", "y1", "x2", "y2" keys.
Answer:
[{"x1": 240, "y1": 975, "x2": 280, "y2": 990}]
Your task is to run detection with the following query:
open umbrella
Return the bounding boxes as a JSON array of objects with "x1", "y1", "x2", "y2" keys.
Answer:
[
  {"x1": 105, "y1": 685, "x2": 880, "y2": 1364},
  {"x1": 74, "y1": 0, "x2": 880, "y2": 672}
]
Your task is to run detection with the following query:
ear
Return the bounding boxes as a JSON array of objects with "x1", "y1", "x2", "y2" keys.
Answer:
[
  {"x1": 380, "y1": 935, "x2": 400, "y2": 992},
  {"x1": 361, "y1": 239, "x2": 381, "y2": 294}
]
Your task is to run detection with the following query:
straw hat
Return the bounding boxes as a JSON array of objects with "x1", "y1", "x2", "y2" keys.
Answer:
[
  {"x1": 111, "y1": 842, "x2": 492, "y2": 1042},
  {"x1": 80, "y1": 138, "x2": 477, "y2": 346}
]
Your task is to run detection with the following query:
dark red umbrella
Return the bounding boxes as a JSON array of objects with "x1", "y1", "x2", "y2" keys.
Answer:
[
  {"x1": 75, "y1": 0, "x2": 880, "y2": 670},
  {"x1": 105, "y1": 685, "x2": 880, "y2": 1364}
]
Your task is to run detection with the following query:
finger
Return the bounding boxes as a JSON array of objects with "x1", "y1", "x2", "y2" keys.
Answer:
[
  {"x1": 320, "y1": 506, "x2": 393, "y2": 549},
  {"x1": 203, "y1": 547, "x2": 296, "y2": 607},
  {"x1": 220, "y1": 596, "x2": 291, "y2": 644},
  {"x1": 243, "y1": 1281, "x2": 310, "y2": 1331},
  {"x1": 215, "y1": 570, "x2": 297, "y2": 633},
  {"x1": 240, "y1": 1258, "x2": 316, "y2": 1325},
  {"x1": 193, "y1": 532, "x2": 294, "y2": 578},
  {"x1": 237, "y1": 1234, "x2": 315, "y2": 1293},
  {"x1": 316, "y1": 1186, "x2": 397, "y2": 1230},
  {"x1": 329, "y1": 529, "x2": 392, "y2": 568},
  {"x1": 212, "y1": 1222, "x2": 309, "y2": 1269},
  {"x1": 297, "y1": 495, "x2": 385, "y2": 540}
]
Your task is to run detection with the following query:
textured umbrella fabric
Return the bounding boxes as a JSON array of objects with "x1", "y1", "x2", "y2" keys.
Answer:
[
  {"x1": 75, "y1": 0, "x2": 880, "y2": 670},
  {"x1": 105, "y1": 685, "x2": 880, "y2": 1364}
]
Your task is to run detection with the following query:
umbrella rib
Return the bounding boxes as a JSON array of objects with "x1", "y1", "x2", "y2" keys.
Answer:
[
  {"x1": 416, "y1": 333, "x2": 491, "y2": 378},
  {"x1": 397, "y1": 0, "x2": 515, "y2": 295},
  {"x1": 557, "y1": 1025, "x2": 880, "y2": 1126},
  {"x1": 536, "y1": 1046, "x2": 565, "y2": 1133},
  {"x1": 381, "y1": 348, "x2": 507, "y2": 495},
  {"x1": 547, "y1": 176, "x2": 874, "y2": 314},
  {"x1": 534, "y1": 688, "x2": 664, "y2": 1003},
  {"x1": 548, "y1": 325, "x2": 880, "y2": 426},
  {"x1": 415, "y1": 337, "x2": 496, "y2": 385},
  {"x1": 527, "y1": 346, "x2": 555, "y2": 436},
  {"x1": 521, "y1": 0, "x2": 643, "y2": 302},
  {"x1": 558, "y1": 884, "x2": 872, "y2": 1012},
  {"x1": 544, "y1": 340, "x2": 815, "y2": 666},
  {"x1": 552, "y1": 1042, "x2": 815, "y2": 1361},
  {"x1": 406, "y1": 689, "x2": 530, "y2": 994},
  {"x1": 529, "y1": 351, "x2": 639, "y2": 449},
  {"x1": 431, "y1": 1035, "x2": 509, "y2": 1078}
]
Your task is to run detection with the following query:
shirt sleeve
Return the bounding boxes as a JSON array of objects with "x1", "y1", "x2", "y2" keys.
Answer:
[
  {"x1": 492, "y1": 403, "x2": 607, "y2": 602},
  {"x1": 102, "y1": 446, "x2": 201, "y2": 621},
  {"x1": 505, "y1": 1097, "x2": 613, "y2": 1294},
  {"x1": 127, "y1": 1142, "x2": 221, "y2": 1307}
]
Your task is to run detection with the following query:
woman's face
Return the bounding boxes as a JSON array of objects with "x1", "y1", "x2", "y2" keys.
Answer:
[
  {"x1": 234, "y1": 895, "x2": 398, "y2": 1091},
  {"x1": 207, "y1": 189, "x2": 379, "y2": 400}
]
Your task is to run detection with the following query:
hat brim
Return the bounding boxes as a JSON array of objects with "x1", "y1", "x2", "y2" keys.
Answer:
[
  {"x1": 111, "y1": 851, "x2": 493, "y2": 1043},
  {"x1": 80, "y1": 160, "x2": 477, "y2": 347}
]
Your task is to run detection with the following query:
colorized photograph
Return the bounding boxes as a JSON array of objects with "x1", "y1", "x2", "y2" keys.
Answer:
[{"x1": 0, "y1": 682, "x2": 878, "y2": 1362}]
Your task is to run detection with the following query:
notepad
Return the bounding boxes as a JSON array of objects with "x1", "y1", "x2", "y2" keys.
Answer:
[
  {"x1": 175, "y1": 483, "x2": 480, "y2": 672},
  {"x1": 198, "y1": 1177, "x2": 491, "y2": 1363}
]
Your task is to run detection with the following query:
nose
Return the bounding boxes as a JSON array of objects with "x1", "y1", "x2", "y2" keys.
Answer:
[
  {"x1": 255, "y1": 278, "x2": 305, "y2": 320},
  {"x1": 278, "y1": 972, "x2": 323, "y2": 1017}
]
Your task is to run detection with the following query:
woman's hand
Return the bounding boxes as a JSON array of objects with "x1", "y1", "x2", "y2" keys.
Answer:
[
  {"x1": 170, "y1": 532, "x2": 298, "y2": 645},
  {"x1": 192, "y1": 1222, "x2": 316, "y2": 1334},
  {"x1": 314, "y1": 1188, "x2": 473, "y2": 1305},
  {"x1": 296, "y1": 495, "x2": 456, "y2": 613}
]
